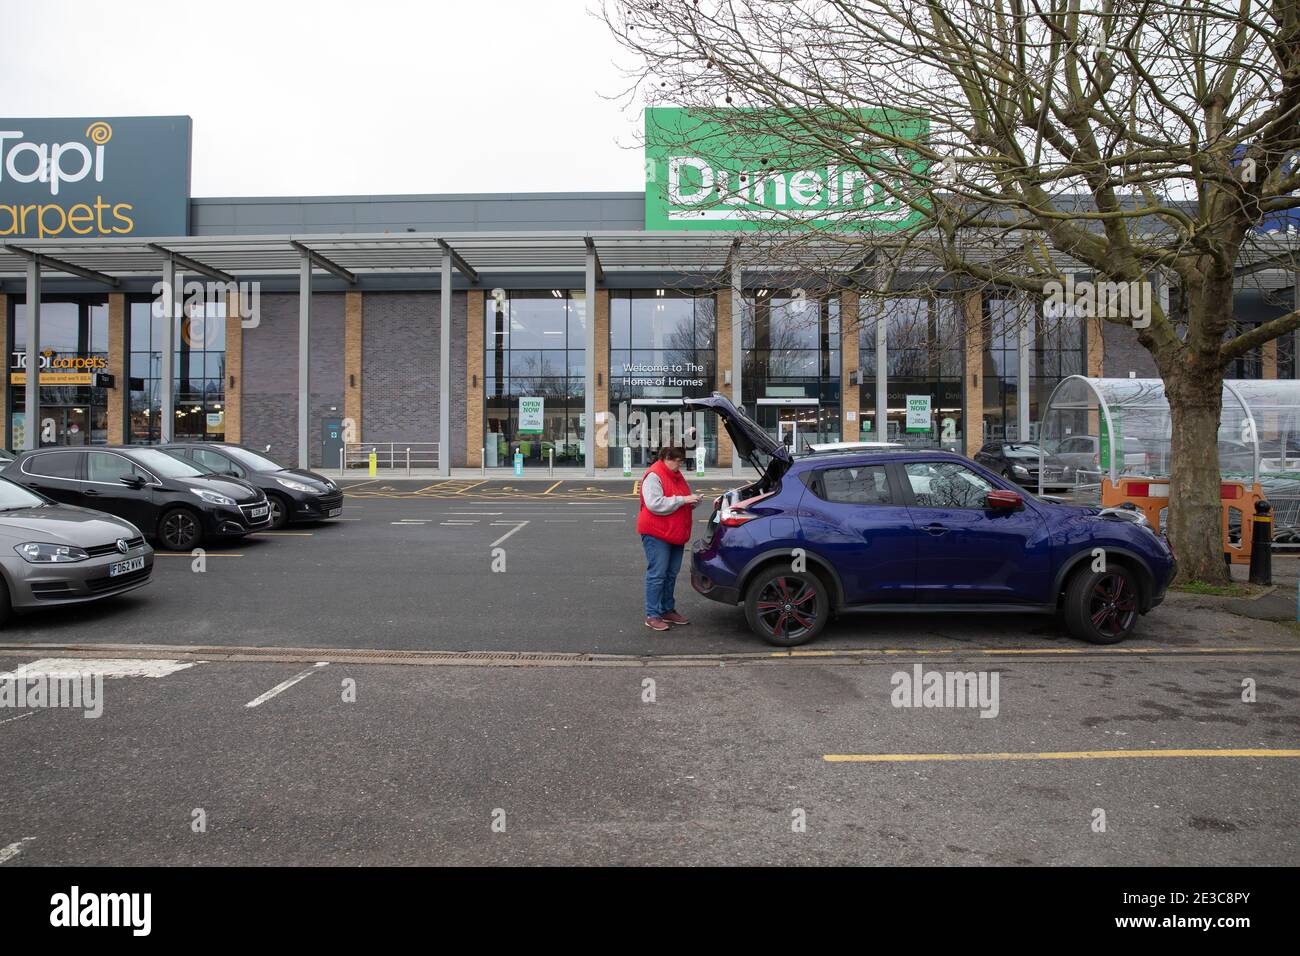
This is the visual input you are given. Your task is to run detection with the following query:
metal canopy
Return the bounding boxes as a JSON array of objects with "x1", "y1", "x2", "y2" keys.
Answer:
[{"x1": 0, "y1": 231, "x2": 851, "y2": 282}]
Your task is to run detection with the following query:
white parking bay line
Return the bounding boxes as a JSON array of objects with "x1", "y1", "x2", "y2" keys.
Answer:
[
  {"x1": 245, "y1": 662, "x2": 329, "y2": 709},
  {"x1": 0, "y1": 838, "x2": 34, "y2": 865},
  {"x1": 5, "y1": 659, "x2": 199, "y2": 679},
  {"x1": 490, "y1": 520, "x2": 530, "y2": 547},
  {"x1": 0, "y1": 712, "x2": 34, "y2": 726}
]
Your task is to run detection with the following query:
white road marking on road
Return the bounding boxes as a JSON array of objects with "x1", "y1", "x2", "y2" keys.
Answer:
[
  {"x1": 446, "y1": 512, "x2": 503, "y2": 515},
  {"x1": 4, "y1": 659, "x2": 199, "y2": 679},
  {"x1": 490, "y1": 521, "x2": 530, "y2": 547},
  {"x1": 0, "y1": 712, "x2": 35, "y2": 726},
  {"x1": 592, "y1": 519, "x2": 626, "y2": 523},
  {"x1": 544, "y1": 519, "x2": 577, "y2": 523},
  {"x1": 245, "y1": 662, "x2": 330, "y2": 709},
  {"x1": 0, "y1": 838, "x2": 34, "y2": 865}
]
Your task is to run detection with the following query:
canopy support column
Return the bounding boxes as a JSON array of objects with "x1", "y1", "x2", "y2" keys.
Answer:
[
  {"x1": 584, "y1": 244, "x2": 597, "y2": 477},
  {"x1": 23, "y1": 259, "x2": 39, "y2": 450},
  {"x1": 731, "y1": 261, "x2": 743, "y2": 478},
  {"x1": 438, "y1": 248, "x2": 451, "y2": 477},
  {"x1": 159, "y1": 255, "x2": 177, "y2": 443},
  {"x1": 298, "y1": 249, "x2": 312, "y2": 469}
]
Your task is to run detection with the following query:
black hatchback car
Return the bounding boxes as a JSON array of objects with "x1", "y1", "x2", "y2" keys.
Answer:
[
  {"x1": 0, "y1": 446, "x2": 271, "y2": 550},
  {"x1": 159, "y1": 443, "x2": 343, "y2": 529}
]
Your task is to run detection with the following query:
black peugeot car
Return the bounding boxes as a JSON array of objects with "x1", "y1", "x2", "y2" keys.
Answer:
[
  {"x1": 0, "y1": 446, "x2": 271, "y2": 550},
  {"x1": 159, "y1": 443, "x2": 343, "y2": 529}
]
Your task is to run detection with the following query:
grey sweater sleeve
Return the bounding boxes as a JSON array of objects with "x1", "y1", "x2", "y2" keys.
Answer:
[{"x1": 642, "y1": 472, "x2": 683, "y2": 515}]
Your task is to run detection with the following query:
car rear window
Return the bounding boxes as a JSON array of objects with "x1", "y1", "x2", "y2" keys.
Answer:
[
  {"x1": 24, "y1": 451, "x2": 80, "y2": 479},
  {"x1": 817, "y1": 465, "x2": 894, "y2": 505}
]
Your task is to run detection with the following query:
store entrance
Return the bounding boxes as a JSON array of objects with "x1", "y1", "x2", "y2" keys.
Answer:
[
  {"x1": 37, "y1": 405, "x2": 91, "y2": 446},
  {"x1": 756, "y1": 400, "x2": 822, "y2": 455}
]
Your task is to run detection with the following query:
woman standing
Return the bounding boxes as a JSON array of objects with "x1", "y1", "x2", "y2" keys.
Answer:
[{"x1": 637, "y1": 446, "x2": 701, "y2": 631}]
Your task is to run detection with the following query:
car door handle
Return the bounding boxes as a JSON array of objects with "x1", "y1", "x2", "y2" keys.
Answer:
[
  {"x1": 83, "y1": 489, "x2": 101, "y2": 496},
  {"x1": 924, "y1": 523, "x2": 948, "y2": 536}
]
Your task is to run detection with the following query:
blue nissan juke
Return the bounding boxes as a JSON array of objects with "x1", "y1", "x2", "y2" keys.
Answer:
[{"x1": 686, "y1": 394, "x2": 1177, "y2": 647}]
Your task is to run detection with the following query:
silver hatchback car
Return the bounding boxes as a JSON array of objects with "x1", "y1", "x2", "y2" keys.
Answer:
[{"x1": 0, "y1": 476, "x2": 154, "y2": 623}]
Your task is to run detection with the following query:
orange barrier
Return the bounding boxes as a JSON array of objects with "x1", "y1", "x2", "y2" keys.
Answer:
[{"x1": 1100, "y1": 478, "x2": 1265, "y2": 565}]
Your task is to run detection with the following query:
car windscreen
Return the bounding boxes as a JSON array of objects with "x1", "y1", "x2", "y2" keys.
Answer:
[
  {"x1": 222, "y1": 447, "x2": 284, "y2": 472},
  {"x1": 127, "y1": 448, "x2": 207, "y2": 479},
  {"x1": 0, "y1": 478, "x2": 47, "y2": 510},
  {"x1": 1003, "y1": 444, "x2": 1044, "y2": 459}
]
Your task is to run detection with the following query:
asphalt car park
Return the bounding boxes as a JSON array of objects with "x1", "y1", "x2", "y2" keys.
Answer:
[
  {"x1": 0, "y1": 478, "x2": 1295, "y2": 867},
  {"x1": 0, "y1": 480, "x2": 1279, "y2": 658}
]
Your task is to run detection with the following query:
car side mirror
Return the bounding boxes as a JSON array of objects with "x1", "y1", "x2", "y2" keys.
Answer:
[
  {"x1": 119, "y1": 474, "x2": 146, "y2": 490},
  {"x1": 986, "y1": 489, "x2": 1023, "y2": 510}
]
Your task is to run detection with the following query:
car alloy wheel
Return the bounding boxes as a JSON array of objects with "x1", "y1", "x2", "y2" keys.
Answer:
[
  {"x1": 160, "y1": 510, "x2": 201, "y2": 550},
  {"x1": 267, "y1": 495, "x2": 290, "y2": 530},
  {"x1": 752, "y1": 575, "x2": 821, "y2": 644},
  {"x1": 1089, "y1": 572, "x2": 1138, "y2": 638}
]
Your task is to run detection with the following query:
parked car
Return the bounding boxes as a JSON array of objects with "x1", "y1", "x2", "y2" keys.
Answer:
[
  {"x1": 973, "y1": 442, "x2": 1070, "y2": 489},
  {"x1": 805, "y1": 441, "x2": 903, "y2": 454},
  {"x1": 159, "y1": 443, "x2": 343, "y2": 530},
  {"x1": 0, "y1": 475, "x2": 153, "y2": 623},
  {"x1": 685, "y1": 394, "x2": 1177, "y2": 647},
  {"x1": 0, "y1": 446, "x2": 271, "y2": 550},
  {"x1": 1052, "y1": 434, "x2": 1151, "y2": 482}
]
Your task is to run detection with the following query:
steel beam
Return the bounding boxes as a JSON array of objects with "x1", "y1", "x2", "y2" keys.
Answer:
[
  {"x1": 584, "y1": 236, "x2": 604, "y2": 283},
  {"x1": 437, "y1": 239, "x2": 478, "y2": 285},
  {"x1": 4, "y1": 245, "x2": 118, "y2": 287},
  {"x1": 148, "y1": 243, "x2": 235, "y2": 285},
  {"x1": 289, "y1": 240, "x2": 356, "y2": 285}
]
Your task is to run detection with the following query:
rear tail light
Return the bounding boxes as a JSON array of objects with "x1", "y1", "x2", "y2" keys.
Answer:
[{"x1": 719, "y1": 490, "x2": 774, "y2": 527}]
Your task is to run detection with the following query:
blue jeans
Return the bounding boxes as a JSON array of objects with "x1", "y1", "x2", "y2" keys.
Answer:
[{"x1": 641, "y1": 534, "x2": 685, "y2": 619}]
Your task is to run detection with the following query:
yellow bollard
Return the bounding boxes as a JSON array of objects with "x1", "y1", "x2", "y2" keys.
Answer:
[{"x1": 368, "y1": 451, "x2": 377, "y2": 477}]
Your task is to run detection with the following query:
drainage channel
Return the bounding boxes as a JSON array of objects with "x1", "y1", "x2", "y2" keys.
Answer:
[{"x1": 0, "y1": 643, "x2": 1297, "y2": 669}]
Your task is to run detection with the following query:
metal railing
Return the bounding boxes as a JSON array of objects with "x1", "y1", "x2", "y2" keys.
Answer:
[{"x1": 341, "y1": 442, "x2": 439, "y2": 476}]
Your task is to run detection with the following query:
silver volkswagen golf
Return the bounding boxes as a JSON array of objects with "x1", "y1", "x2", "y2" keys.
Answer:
[{"x1": 0, "y1": 476, "x2": 154, "y2": 624}]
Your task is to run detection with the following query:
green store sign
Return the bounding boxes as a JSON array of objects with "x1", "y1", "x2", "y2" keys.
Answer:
[{"x1": 644, "y1": 107, "x2": 929, "y2": 232}]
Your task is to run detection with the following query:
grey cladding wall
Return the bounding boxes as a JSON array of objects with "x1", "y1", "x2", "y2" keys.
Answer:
[
  {"x1": 361, "y1": 292, "x2": 467, "y2": 467},
  {"x1": 241, "y1": 292, "x2": 346, "y2": 468}
]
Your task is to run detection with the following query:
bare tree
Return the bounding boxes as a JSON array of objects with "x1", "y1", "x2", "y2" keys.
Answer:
[{"x1": 603, "y1": 0, "x2": 1300, "y2": 583}]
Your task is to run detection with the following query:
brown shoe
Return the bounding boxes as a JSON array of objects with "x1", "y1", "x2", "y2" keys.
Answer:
[
  {"x1": 645, "y1": 617, "x2": 670, "y2": 632},
  {"x1": 662, "y1": 611, "x2": 690, "y2": 626}
]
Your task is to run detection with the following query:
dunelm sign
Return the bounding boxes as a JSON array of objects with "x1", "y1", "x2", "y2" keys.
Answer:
[
  {"x1": 644, "y1": 107, "x2": 928, "y2": 231},
  {"x1": 0, "y1": 115, "x2": 192, "y2": 239}
]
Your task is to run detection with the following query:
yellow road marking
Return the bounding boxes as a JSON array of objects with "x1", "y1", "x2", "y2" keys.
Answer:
[
  {"x1": 824, "y1": 749, "x2": 1300, "y2": 763},
  {"x1": 456, "y1": 480, "x2": 486, "y2": 494},
  {"x1": 541, "y1": 481, "x2": 562, "y2": 495},
  {"x1": 777, "y1": 645, "x2": 1300, "y2": 658}
]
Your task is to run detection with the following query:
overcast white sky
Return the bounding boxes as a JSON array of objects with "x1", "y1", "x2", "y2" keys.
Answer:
[{"x1": 0, "y1": 0, "x2": 645, "y2": 197}]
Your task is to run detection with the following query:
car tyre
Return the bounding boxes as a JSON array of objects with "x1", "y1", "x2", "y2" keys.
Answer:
[
  {"x1": 158, "y1": 507, "x2": 203, "y2": 551},
  {"x1": 267, "y1": 493, "x2": 292, "y2": 530},
  {"x1": 744, "y1": 567, "x2": 829, "y2": 647},
  {"x1": 1063, "y1": 563, "x2": 1140, "y2": 644}
]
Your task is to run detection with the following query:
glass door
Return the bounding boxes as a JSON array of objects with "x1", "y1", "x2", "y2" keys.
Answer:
[{"x1": 756, "y1": 402, "x2": 822, "y2": 454}]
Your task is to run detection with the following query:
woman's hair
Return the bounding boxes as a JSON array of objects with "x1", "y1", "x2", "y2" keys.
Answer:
[{"x1": 658, "y1": 446, "x2": 687, "y2": 462}]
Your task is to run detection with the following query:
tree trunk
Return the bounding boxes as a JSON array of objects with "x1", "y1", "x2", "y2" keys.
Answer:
[{"x1": 1164, "y1": 360, "x2": 1230, "y2": 585}]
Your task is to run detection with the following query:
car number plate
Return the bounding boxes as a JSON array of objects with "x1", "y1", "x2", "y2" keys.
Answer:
[
  {"x1": 109, "y1": 555, "x2": 145, "y2": 577},
  {"x1": 250, "y1": 505, "x2": 269, "y2": 517},
  {"x1": 328, "y1": 508, "x2": 342, "y2": 517}
]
